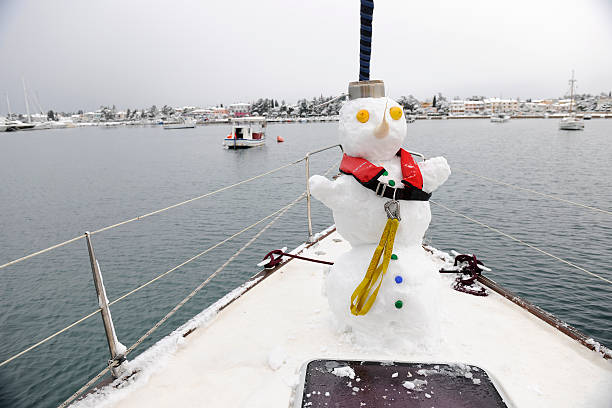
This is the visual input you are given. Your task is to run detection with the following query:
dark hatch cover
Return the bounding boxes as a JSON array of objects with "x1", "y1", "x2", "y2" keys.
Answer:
[{"x1": 300, "y1": 360, "x2": 508, "y2": 408}]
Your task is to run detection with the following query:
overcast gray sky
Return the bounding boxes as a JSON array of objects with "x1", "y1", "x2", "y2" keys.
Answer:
[{"x1": 1, "y1": 0, "x2": 611, "y2": 112}]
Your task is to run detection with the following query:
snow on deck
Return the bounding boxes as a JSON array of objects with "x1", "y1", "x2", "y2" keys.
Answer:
[{"x1": 74, "y1": 231, "x2": 612, "y2": 408}]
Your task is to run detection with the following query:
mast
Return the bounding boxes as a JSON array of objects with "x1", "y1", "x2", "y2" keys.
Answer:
[
  {"x1": 6, "y1": 93, "x2": 12, "y2": 119},
  {"x1": 358, "y1": 0, "x2": 374, "y2": 81},
  {"x1": 22, "y1": 77, "x2": 31, "y2": 123},
  {"x1": 568, "y1": 70, "x2": 576, "y2": 114},
  {"x1": 33, "y1": 91, "x2": 44, "y2": 115}
]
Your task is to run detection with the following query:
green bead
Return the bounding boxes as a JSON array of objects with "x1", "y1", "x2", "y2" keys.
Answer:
[
  {"x1": 391, "y1": 254, "x2": 398, "y2": 260},
  {"x1": 395, "y1": 300, "x2": 403, "y2": 309},
  {"x1": 389, "y1": 180, "x2": 396, "y2": 187},
  {"x1": 383, "y1": 170, "x2": 389, "y2": 176}
]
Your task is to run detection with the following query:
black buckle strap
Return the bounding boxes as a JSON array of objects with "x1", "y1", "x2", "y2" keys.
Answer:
[{"x1": 373, "y1": 181, "x2": 431, "y2": 201}]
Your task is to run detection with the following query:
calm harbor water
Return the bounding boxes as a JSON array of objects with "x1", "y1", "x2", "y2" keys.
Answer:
[{"x1": 1, "y1": 119, "x2": 611, "y2": 407}]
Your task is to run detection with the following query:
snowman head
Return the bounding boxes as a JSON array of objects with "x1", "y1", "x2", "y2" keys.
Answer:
[{"x1": 339, "y1": 96, "x2": 407, "y2": 162}]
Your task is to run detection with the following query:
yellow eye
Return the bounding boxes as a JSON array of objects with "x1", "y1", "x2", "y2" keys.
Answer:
[
  {"x1": 390, "y1": 106, "x2": 403, "y2": 120},
  {"x1": 356, "y1": 109, "x2": 369, "y2": 123}
]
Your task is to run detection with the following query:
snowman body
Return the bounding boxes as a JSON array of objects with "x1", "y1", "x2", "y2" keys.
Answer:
[{"x1": 310, "y1": 96, "x2": 451, "y2": 347}]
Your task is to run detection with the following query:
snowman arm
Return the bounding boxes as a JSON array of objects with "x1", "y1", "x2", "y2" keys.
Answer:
[
  {"x1": 418, "y1": 156, "x2": 451, "y2": 193},
  {"x1": 309, "y1": 174, "x2": 341, "y2": 209}
]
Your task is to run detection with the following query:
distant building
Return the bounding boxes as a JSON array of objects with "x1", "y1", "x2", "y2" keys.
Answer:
[
  {"x1": 229, "y1": 103, "x2": 251, "y2": 117},
  {"x1": 449, "y1": 100, "x2": 465, "y2": 115},
  {"x1": 185, "y1": 108, "x2": 214, "y2": 119},
  {"x1": 83, "y1": 111, "x2": 102, "y2": 122},
  {"x1": 464, "y1": 100, "x2": 484, "y2": 113},
  {"x1": 483, "y1": 98, "x2": 519, "y2": 113},
  {"x1": 213, "y1": 107, "x2": 229, "y2": 118}
]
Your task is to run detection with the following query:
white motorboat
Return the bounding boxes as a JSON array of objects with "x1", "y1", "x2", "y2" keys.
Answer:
[
  {"x1": 223, "y1": 116, "x2": 266, "y2": 149},
  {"x1": 490, "y1": 113, "x2": 510, "y2": 123},
  {"x1": 162, "y1": 117, "x2": 196, "y2": 129},
  {"x1": 559, "y1": 71, "x2": 584, "y2": 131}
]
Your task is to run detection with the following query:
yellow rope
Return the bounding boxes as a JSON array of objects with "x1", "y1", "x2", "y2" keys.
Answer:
[{"x1": 350, "y1": 218, "x2": 399, "y2": 316}]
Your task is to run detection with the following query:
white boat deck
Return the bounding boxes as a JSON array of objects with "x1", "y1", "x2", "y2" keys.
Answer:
[{"x1": 75, "y1": 230, "x2": 612, "y2": 408}]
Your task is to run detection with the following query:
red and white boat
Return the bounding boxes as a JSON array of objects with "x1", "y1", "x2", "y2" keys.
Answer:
[{"x1": 223, "y1": 117, "x2": 266, "y2": 149}]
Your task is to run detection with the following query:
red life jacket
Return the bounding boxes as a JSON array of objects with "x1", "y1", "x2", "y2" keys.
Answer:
[{"x1": 339, "y1": 149, "x2": 431, "y2": 201}]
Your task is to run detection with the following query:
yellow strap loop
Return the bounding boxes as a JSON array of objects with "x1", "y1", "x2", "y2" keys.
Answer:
[{"x1": 350, "y1": 218, "x2": 399, "y2": 316}]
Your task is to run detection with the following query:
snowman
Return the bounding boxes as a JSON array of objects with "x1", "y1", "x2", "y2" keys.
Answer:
[{"x1": 309, "y1": 80, "x2": 451, "y2": 348}]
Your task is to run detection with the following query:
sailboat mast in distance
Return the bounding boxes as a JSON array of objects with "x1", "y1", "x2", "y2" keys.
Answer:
[
  {"x1": 569, "y1": 69, "x2": 576, "y2": 113},
  {"x1": 22, "y1": 77, "x2": 31, "y2": 123},
  {"x1": 6, "y1": 93, "x2": 12, "y2": 119}
]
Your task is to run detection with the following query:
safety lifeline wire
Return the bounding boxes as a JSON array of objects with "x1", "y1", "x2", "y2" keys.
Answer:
[
  {"x1": 430, "y1": 200, "x2": 612, "y2": 286},
  {"x1": 1, "y1": 152, "x2": 340, "y2": 369},
  {"x1": 454, "y1": 167, "x2": 612, "y2": 216},
  {"x1": 0, "y1": 159, "x2": 303, "y2": 271},
  {"x1": 57, "y1": 193, "x2": 306, "y2": 408},
  {"x1": 0, "y1": 193, "x2": 307, "y2": 369}
]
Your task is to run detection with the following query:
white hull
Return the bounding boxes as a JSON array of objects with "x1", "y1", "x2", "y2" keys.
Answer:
[
  {"x1": 490, "y1": 115, "x2": 510, "y2": 123},
  {"x1": 51, "y1": 121, "x2": 76, "y2": 129},
  {"x1": 4, "y1": 121, "x2": 36, "y2": 131},
  {"x1": 223, "y1": 137, "x2": 266, "y2": 148},
  {"x1": 34, "y1": 122, "x2": 52, "y2": 130},
  {"x1": 559, "y1": 118, "x2": 584, "y2": 130},
  {"x1": 163, "y1": 118, "x2": 196, "y2": 129},
  {"x1": 163, "y1": 123, "x2": 196, "y2": 129}
]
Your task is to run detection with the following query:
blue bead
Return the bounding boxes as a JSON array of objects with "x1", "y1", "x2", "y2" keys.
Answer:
[{"x1": 395, "y1": 276, "x2": 403, "y2": 284}]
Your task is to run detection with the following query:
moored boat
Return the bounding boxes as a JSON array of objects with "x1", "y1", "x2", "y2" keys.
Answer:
[
  {"x1": 3, "y1": 120, "x2": 36, "y2": 131},
  {"x1": 559, "y1": 70, "x2": 584, "y2": 131},
  {"x1": 162, "y1": 117, "x2": 196, "y2": 129},
  {"x1": 559, "y1": 115, "x2": 585, "y2": 130},
  {"x1": 490, "y1": 113, "x2": 510, "y2": 123},
  {"x1": 223, "y1": 116, "x2": 266, "y2": 149}
]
